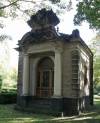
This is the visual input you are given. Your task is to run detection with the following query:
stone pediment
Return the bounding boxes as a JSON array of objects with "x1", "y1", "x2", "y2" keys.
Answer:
[{"x1": 19, "y1": 26, "x2": 59, "y2": 47}]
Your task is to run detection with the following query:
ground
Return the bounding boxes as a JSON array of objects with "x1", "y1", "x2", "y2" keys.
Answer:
[{"x1": 0, "y1": 96, "x2": 100, "y2": 123}]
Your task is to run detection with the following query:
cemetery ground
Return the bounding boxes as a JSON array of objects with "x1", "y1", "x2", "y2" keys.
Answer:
[{"x1": 0, "y1": 96, "x2": 100, "y2": 123}]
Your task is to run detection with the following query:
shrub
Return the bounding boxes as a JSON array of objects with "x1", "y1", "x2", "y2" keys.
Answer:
[
  {"x1": 0, "y1": 75, "x2": 2, "y2": 89},
  {"x1": 0, "y1": 89, "x2": 17, "y2": 104}
]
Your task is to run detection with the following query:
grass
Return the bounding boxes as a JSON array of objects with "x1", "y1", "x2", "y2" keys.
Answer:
[{"x1": 0, "y1": 97, "x2": 100, "y2": 123}]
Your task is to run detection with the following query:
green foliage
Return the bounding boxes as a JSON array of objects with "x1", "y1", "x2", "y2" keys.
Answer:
[
  {"x1": 0, "y1": 41, "x2": 17, "y2": 90},
  {"x1": 0, "y1": 2, "x2": 6, "y2": 17},
  {"x1": 49, "y1": 0, "x2": 60, "y2": 4},
  {"x1": 90, "y1": 33, "x2": 100, "y2": 94},
  {"x1": 0, "y1": 0, "x2": 69, "y2": 42},
  {"x1": 0, "y1": 0, "x2": 69, "y2": 36},
  {"x1": 0, "y1": 9, "x2": 5, "y2": 17},
  {"x1": 9, "y1": 68, "x2": 17, "y2": 83},
  {"x1": 0, "y1": 35, "x2": 12, "y2": 41},
  {"x1": 94, "y1": 57, "x2": 100, "y2": 93},
  {"x1": 0, "y1": 0, "x2": 67, "y2": 18},
  {"x1": 74, "y1": 0, "x2": 100, "y2": 30},
  {"x1": 0, "y1": 91, "x2": 17, "y2": 104},
  {"x1": 0, "y1": 64, "x2": 5, "y2": 90},
  {"x1": 0, "y1": 75, "x2": 2, "y2": 89},
  {"x1": 0, "y1": 88, "x2": 16, "y2": 94}
]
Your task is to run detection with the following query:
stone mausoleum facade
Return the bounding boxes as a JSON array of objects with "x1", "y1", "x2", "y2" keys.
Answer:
[{"x1": 16, "y1": 9, "x2": 93, "y2": 116}]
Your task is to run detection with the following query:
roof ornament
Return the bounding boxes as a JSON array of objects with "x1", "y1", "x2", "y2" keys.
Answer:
[
  {"x1": 27, "y1": 8, "x2": 60, "y2": 30},
  {"x1": 72, "y1": 29, "x2": 80, "y2": 38}
]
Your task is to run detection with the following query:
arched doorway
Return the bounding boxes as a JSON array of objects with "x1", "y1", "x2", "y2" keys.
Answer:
[{"x1": 36, "y1": 57, "x2": 54, "y2": 97}]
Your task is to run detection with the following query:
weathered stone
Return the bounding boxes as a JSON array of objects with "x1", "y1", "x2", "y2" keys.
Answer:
[
  {"x1": 16, "y1": 8, "x2": 93, "y2": 116},
  {"x1": 27, "y1": 8, "x2": 60, "y2": 29}
]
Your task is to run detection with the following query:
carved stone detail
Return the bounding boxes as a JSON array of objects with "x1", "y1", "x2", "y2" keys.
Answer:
[{"x1": 27, "y1": 8, "x2": 60, "y2": 30}]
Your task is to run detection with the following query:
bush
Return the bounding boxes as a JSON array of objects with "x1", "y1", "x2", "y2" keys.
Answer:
[
  {"x1": 0, "y1": 89, "x2": 17, "y2": 104},
  {"x1": 0, "y1": 75, "x2": 2, "y2": 89},
  {"x1": 1, "y1": 88, "x2": 16, "y2": 94}
]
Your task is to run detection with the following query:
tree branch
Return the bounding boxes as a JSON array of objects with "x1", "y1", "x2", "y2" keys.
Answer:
[
  {"x1": 0, "y1": 0, "x2": 20, "y2": 10},
  {"x1": 0, "y1": 0, "x2": 36, "y2": 10},
  {"x1": 16, "y1": 5, "x2": 30, "y2": 17},
  {"x1": 20, "y1": 0, "x2": 36, "y2": 4}
]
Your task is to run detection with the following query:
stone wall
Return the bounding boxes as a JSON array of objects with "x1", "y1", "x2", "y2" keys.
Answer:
[
  {"x1": 62, "y1": 40, "x2": 93, "y2": 111},
  {"x1": 62, "y1": 42, "x2": 80, "y2": 98},
  {"x1": 62, "y1": 42, "x2": 72, "y2": 97},
  {"x1": 78, "y1": 44, "x2": 90, "y2": 98}
]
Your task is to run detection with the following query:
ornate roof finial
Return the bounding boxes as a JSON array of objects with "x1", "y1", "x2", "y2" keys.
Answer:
[{"x1": 27, "y1": 8, "x2": 60, "y2": 30}]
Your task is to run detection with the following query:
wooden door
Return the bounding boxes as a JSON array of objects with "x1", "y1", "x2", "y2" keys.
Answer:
[{"x1": 36, "y1": 57, "x2": 54, "y2": 97}]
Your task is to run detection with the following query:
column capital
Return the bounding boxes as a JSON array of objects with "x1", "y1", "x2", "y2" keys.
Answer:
[
  {"x1": 23, "y1": 53, "x2": 29, "y2": 57},
  {"x1": 54, "y1": 47, "x2": 63, "y2": 53}
]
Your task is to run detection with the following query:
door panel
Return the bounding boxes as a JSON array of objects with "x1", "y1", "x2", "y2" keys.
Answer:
[{"x1": 36, "y1": 57, "x2": 54, "y2": 97}]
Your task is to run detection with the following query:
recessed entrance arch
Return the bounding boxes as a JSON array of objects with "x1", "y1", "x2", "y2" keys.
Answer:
[{"x1": 36, "y1": 57, "x2": 54, "y2": 97}]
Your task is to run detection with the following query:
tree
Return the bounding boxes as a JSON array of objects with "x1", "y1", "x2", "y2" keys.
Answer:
[
  {"x1": 0, "y1": 0, "x2": 72, "y2": 41},
  {"x1": 90, "y1": 33, "x2": 100, "y2": 93},
  {"x1": 93, "y1": 57, "x2": 100, "y2": 93},
  {"x1": 0, "y1": 75, "x2": 2, "y2": 90},
  {"x1": 74, "y1": 0, "x2": 100, "y2": 30},
  {"x1": 0, "y1": 41, "x2": 17, "y2": 89},
  {"x1": 0, "y1": 0, "x2": 70, "y2": 18}
]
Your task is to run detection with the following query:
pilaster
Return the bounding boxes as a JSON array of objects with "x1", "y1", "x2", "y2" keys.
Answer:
[
  {"x1": 54, "y1": 49, "x2": 62, "y2": 97},
  {"x1": 22, "y1": 54, "x2": 29, "y2": 95}
]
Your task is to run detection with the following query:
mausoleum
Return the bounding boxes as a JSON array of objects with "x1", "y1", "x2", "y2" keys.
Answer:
[{"x1": 16, "y1": 9, "x2": 93, "y2": 116}]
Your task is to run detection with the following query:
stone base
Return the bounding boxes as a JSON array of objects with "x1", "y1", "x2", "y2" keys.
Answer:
[{"x1": 16, "y1": 96, "x2": 90, "y2": 116}]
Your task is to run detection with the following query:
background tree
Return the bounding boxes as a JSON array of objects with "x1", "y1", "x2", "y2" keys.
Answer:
[
  {"x1": 93, "y1": 57, "x2": 100, "y2": 93},
  {"x1": 74, "y1": 0, "x2": 100, "y2": 30},
  {"x1": 0, "y1": 0, "x2": 100, "y2": 30},
  {"x1": 90, "y1": 33, "x2": 100, "y2": 94},
  {"x1": 74, "y1": 0, "x2": 100, "y2": 93},
  {"x1": 0, "y1": 0, "x2": 70, "y2": 19},
  {"x1": 0, "y1": 0, "x2": 71, "y2": 42},
  {"x1": 0, "y1": 41, "x2": 17, "y2": 90},
  {"x1": 0, "y1": 75, "x2": 3, "y2": 90}
]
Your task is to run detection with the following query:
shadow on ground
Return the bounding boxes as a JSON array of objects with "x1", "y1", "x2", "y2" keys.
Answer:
[{"x1": 0, "y1": 99, "x2": 100, "y2": 123}]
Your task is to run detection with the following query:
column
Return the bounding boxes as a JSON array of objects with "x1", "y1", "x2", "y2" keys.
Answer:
[
  {"x1": 29, "y1": 58, "x2": 36, "y2": 96},
  {"x1": 22, "y1": 54, "x2": 29, "y2": 96},
  {"x1": 54, "y1": 50, "x2": 62, "y2": 97}
]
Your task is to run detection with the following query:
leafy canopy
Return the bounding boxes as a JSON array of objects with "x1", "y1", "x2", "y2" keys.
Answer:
[
  {"x1": 0, "y1": 0, "x2": 100, "y2": 30},
  {"x1": 74, "y1": 0, "x2": 100, "y2": 30},
  {"x1": 90, "y1": 33, "x2": 100, "y2": 93},
  {"x1": 0, "y1": 0, "x2": 70, "y2": 41},
  {"x1": 0, "y1": 0, "x2": 70, "y2": 18}
]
